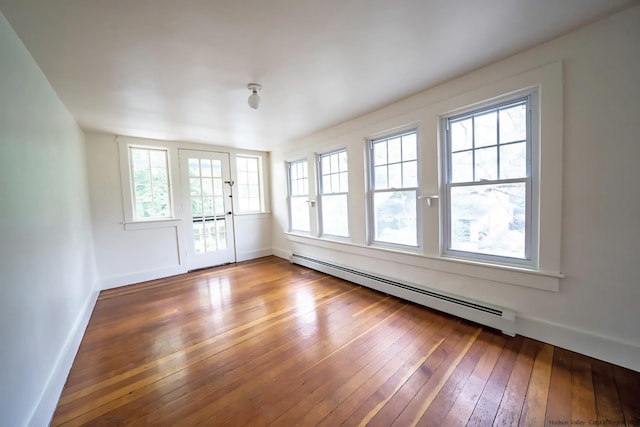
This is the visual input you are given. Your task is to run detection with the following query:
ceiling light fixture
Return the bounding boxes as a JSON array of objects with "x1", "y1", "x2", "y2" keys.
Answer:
[{"x1": 247, "y1": 83, "x2": 262, "y2": 109}]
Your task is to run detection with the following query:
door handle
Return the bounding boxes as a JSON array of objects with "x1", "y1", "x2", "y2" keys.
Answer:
[{"x1": 418, "y1": 194, "x2": 439, "y2": 207}]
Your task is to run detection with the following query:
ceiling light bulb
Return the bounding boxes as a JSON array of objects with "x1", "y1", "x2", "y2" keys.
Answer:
[{"x1": 247, "y1": 83, "x2": 262, "y2": 109}]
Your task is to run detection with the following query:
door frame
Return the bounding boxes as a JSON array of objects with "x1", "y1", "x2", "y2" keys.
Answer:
[{"x1": 178, "y1": 149, "x2": 236, "y2": 271}]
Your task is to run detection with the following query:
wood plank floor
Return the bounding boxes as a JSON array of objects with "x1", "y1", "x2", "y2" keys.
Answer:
[{"x1": 52, "y1": 256, "x2": 640, "y2": 426}]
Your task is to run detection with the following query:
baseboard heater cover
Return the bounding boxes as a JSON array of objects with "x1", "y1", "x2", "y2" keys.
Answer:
[{"x1": 290, "y1": 254, "x2": 516, "y2": 336}]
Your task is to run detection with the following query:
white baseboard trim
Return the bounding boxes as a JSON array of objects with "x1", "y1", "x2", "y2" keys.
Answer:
[
  {"x1": 28, "y1": 287, "x2": 99, "y2": 427},
  {"x1": 278, "y1": 246, "x2": 639, "y2": 372},
  {"x1": 236, "y1": 248, "x2": 273, "y2": 262},
  {"x1": 518, "y1": 315, "x2": 640, "y2": 372},
  {"x1": 100, "y1": 265, "x2": 187, "y2": 290},
  {"x1": 271, "y1": 247, "x2": 291, "y2": 261}
]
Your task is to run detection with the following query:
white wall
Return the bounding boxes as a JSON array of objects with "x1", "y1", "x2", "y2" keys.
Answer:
[
  {"x1": 271, "y1": 6, "x2": 640, "y2": 371},
  {"x1": 0, "y1": 12, "x2": 99, "y2": 427},
  {"x1": 85, "y1": 131, "x2": 272, "y2": 288}
]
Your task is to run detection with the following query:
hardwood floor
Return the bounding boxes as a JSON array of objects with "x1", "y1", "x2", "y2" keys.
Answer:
[{"x1": 52, "y1": 256, "x2": 640, "y2": 426}]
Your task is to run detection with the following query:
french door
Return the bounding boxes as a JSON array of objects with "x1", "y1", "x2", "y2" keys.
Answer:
[{"x1": 179, "y1": 149, "x2": 235, "y2": 270}]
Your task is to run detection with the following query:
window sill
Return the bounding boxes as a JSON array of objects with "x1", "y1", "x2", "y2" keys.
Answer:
[
  {"x1": 234, "y1": 211, "x2": 271, "y2": 217},
  {"x1": 122, "y1": 218, "x2": 181, "y2": 231},
  {"x1": 285, "y1": 233, "x2": 563, "y2": 292}
]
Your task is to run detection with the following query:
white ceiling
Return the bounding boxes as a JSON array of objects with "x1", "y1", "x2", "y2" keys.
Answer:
[{"x1": 1, "y1": 0, "x2": 636, "y2": 151}]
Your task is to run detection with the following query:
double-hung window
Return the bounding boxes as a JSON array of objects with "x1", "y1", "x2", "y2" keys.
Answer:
[
  {"x1": 319, "y1": 149, "x2": 349, "y2": 237},
  {"x1": 443, "y1": 94, "x2": 537, "y2": 264},
  {"x1": 129, "y1": 147, "x2": 172, "y2": 220},
  {"x1": 288, "y1": 159, "x2": 310, "y2": 232},
  {"x1": 236, "y1": 155, "x2": 264, "y2": 213},
  {"x1": 369, "y1": 129, "x2": 419, "y2": 247}
]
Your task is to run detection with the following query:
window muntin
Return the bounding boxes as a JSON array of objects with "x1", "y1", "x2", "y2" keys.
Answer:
[
  {"x1": 444, "y1": 96, "x2": 534, "y2": 262},
  {"x1": 369, "y1": 130, "x2": 418, "y2": 247},
  {"x1": 236, "y1": 156, "x2": 263, "y2": 213},
  {"x1": 288, "y1": 159, "x2": 310, "y2": 232},
  {"x1": 319, "y1": 149, "x2": 349, "y2": 237},
  {"x1": 129, "y1": 147, "x2": 172, "y2": 220}
]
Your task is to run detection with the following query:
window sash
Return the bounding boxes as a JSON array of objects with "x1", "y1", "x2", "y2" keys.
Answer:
[
  {"x1": 236, "y1": 155, "x2": 263, "y2": 213},
  {"x1": 443, "y1": 95, "x2": 534, "y2": 264},
  {"x1": 129, "y1": 147, "x2": 172, "y2": 221},
  {"x1": 288, "y1": 160, "x2": 310, "y2": 232},
  {"x1": 319, "y1": 149, "x2": 349, "y2": 237},
  {"x1": 368, "y1": 129, "x2": 419, "y2": 248}
]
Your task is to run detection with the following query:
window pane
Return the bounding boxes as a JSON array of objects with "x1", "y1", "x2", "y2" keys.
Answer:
[
  {"x1": 451, "y1": 151, "x2": 473, "y2": 183},
  {"x1": 131, "y1": 148, "x2": 148, "y2": 165},
  {"x1": 330, "y1": 153, "x2": 339, "y2": 173},
  {"x1": 248, "y1": 172, "x2": 259, "y2": 185},
  {"x1": 322, "y1": 194, "x2": 349, "y2": 237},
  {"x1": 388, "y1": 138, "x2": 401, "y2": 164},
  {"x1": 403, "y1": 160, "x2": 417, "y2": 188},
  {"x1": 388, "y1": 164, "x2": 402, "y2": 189},
  {"x1": 475, "y1": 111, "x2": 497, "y2": 148},
  {"x1": 373, "y1": 191, "x2": 417, "y2": 246},
  {"x1": 450, "y1": 183, "x2": 526, "y2": 258},
  {"x1": 322, "y1": 156, "x2": 331, "y2": 174},
  {"x1": 236, "y1": 157, "x2": 247, "y2": 172},
  {"x1": 339, "y1": 151, "x2": 348, "y2": 171},
  {"x1": 451, "y1": 118, "x2": 472, "y2": 152},
  {"x1": 213, "y1": 178, "x2": 223, "y2": 196},
  {"x1": 202, "y1": 197, "x2": 214, "y2": 215},
  {"x1": 214, "y1": 196, "x2": 224, "y2": 214},
  {"x1": 247, "y1": 158, "x2": 258, "y2": 172},
  {"x1": 149, "y1": 151, "x2": 165, "y2": 168},
  {"x1": 500, "y1": 103, "x2": 527, "y2": 143},
  {"x1": 205, "y1": 233, "x2": 217, "y2": 252},
  {"x1": 201, "y1": 178, "x2": 213, "y2": 196},
  {"x1": 339, "y1": 172, "x2": 348, "y2": 193},
  {"x1": 237, "y1": 171, "x2": 247, "y2": 185},
  {"x1": 151, "y1": 167, "x2": 166, "y2": 184},
  {"x1": 193, "y1": 223, "x2": 205, "y2": 254},
  {"x1": 500, "y1": 142, "x2": 527, "y2": 179},
  {"x1": 322, "y1": 175, "x2": 331, "y2": 193},
  {"x1": 188, "y1": 158, "x2": 200, "y2": 177},
  {"x1": 474, "y1": 147, "x2": 497, "y2": 181},
  {"x1": 192, "y1": 198, "x2": 202, "y2": 216},
  {"x1": 200, "y1": 159, "x2": 212, "y2": 177},
  {"x1": 374, "y1": 165, "x2": 388, "y2": 190},
  {"x1": 212, "y1": 160, "x2": 222, "y2": 178},
  {"x1": 134, "y1": 170, "x2": 150, "y2": 185},
  {"x1": 331, "y1": 174, "x2": 340, "y2": 193},
  {"x1": 191, "y1": 179, "x2": 203, "y2": 198},
  {"x1": 402, "y1": 133, "x2": 417, "y2": 160},
  {"x1": 290, "y1": 197, "x2": 310, "y2": 231},
  {"x1": 373, "y1": 141, "x2": 387, "y2": 166}
]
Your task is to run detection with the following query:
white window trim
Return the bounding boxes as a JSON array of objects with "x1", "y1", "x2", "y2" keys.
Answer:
[
  {"x1": 441, "y1": 91, "x2": 539, "y2": 267},
  {"x1": 234, "y1": 154, "x2": 266, "y2": 214},
  {"x1": 117, "y1": 137, "x2": 181, "y2": 229},
  {"x1": 432, "y1": 61, "x2": 564, "y2": 282},
  {"x1": 283, "y1": 62, "x2": 563, "y2": 292}
]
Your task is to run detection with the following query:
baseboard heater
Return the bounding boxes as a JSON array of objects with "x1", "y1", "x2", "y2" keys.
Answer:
[{"x1": 290, "y1": 254, "x2": 516, "y2": 336}]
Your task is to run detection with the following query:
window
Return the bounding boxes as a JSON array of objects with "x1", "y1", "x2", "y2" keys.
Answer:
[
  {"x1": 319, "y1": 149, "x2": 349, "y2": 237},
  {"x1": 369, "y1": 129, "x2": 418, "y2": 247},
  {"x1": 129, "y1": 147, "x2": 172, "y2": 220},
  {"x1": 236, "y1": 155, "x2": 263, "y2": 213},
  {"x1": 443, "y1": 94, "x2": 536, "y2": 264},
  {"x1": 288, "y1": 159, "x2": 310, "y2": 232}
]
